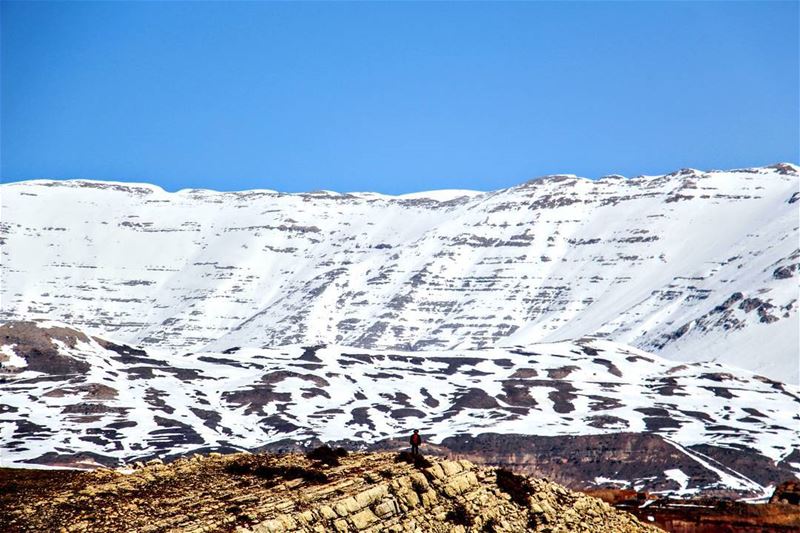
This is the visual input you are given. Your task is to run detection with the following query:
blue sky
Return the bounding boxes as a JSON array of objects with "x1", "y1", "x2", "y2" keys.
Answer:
[{"x1": 2, "y1": 1, "x2": 798, "y2": 194}]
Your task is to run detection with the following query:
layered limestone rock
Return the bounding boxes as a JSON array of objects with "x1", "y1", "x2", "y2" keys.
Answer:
[{"x1": 1, "y1": 452, "x2": 659, "y2": 532}]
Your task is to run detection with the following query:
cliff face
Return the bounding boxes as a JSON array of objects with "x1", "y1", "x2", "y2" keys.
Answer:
[
  {"x1": 599, "y1": 491, "x2": 800, "y2": 533},
  {"x1": 428, "y1": 433, "x2": 799, "y2": 499},
  {"x1": 0, "y1": 451, "x2": 658, "y2": 533}
]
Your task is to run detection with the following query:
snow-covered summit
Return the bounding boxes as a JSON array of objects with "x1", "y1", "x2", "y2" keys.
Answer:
[{"x1": 1, "y1": 164, "x2": 797, "y2": 381}]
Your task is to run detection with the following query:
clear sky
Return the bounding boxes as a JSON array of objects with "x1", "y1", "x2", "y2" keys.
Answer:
[{"x1": 1, "y1": 1, "x2": 798, "y2": 194}]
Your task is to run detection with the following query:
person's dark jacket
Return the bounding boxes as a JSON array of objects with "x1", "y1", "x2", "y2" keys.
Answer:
[{"x1": 410, "y1": 433, "x2": 422, "y2": 446}]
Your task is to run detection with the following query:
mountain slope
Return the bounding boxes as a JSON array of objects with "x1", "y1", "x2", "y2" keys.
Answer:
[
  {"x1": 1, "y1": 165, "x2": 797, "y2": 381},
  {"x1": 0, "y1": 452, "x2": 660, "y2": 533},
  {"x1": 2, "y1": 321, "x2": 798, "y2": 497}
]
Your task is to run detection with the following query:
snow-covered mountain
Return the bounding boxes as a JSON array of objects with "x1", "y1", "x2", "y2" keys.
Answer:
[
  {"x1": 2, "y1": 321, "x2": 798, "y2": 497},
  {"x1": 1, "y1": 164, "x2": 797, "y2": 381}
]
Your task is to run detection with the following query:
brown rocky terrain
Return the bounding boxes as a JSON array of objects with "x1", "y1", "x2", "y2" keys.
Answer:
[
  {"x1": 587, "y1": 489, "x2": 800, "y2": 532},
  {"x1": 0, "y1": 450, "x2": 659, "y2": 532},
  {"x1": 259, "y1": 433, "x2": 798, "y2": 499},
  {"x1": 770, "y1": 480, "x2": 800, "y2": 506}
]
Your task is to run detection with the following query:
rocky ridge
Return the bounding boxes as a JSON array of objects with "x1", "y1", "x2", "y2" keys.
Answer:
[{"x1": 0, "y1": 451, "x2": 659, "y2": 533}]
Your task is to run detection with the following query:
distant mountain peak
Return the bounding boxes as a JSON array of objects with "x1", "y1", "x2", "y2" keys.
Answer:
[{"x1": 1, "y1": 165, "x2": 797, "y2": 383}]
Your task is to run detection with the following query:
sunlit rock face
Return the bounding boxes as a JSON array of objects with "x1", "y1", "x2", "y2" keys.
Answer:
[
  {"x1": 1, "y1": 165, "x2": 797, "y2": 381},
  {"x1": 0, "y1": 452, "x2": 662, "y2": 532}
]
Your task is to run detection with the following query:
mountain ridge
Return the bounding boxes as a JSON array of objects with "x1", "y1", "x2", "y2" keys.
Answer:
[
  {"x1": 8, "y1": 161, "x2": 796, "y2": 196},
  {"x1": 2, "y1": 320, "x2": 798, "y2": 497},
  {"x1": 0, "y1": 450, "x2": 661, "y2": 532},
  {"x1": 2, "y1": 164, "x2": 797, "y2": 381}
]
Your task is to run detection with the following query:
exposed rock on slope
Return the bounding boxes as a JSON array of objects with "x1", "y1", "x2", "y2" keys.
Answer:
[
  {"x1": 589, "y1": 489, "x2": 800, "y2": 532},
  {"x1": 2, "y1": 321, "x2": 798, "y2": 498},
  {"x1": 0, "y1": 451, "x2": 659, "y2": 532},
  {"x1": 771, "y1": 480, "x2": 800, "y2": 506},
  {"x1": 1, "y1": 165, "x2": 797, "y2": 381},
  {"x1": 429, "y1": 433, "x2": 800, "y2": 499}
]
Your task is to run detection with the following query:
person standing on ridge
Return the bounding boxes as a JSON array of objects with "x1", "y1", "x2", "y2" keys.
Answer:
[{"x1": 409, "y1": 429, "x2": 422, "y2": 456}]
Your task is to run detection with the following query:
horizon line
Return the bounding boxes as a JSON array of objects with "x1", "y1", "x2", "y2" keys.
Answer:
[{"x1": 1, "y1": 161, "x2": 797, "y2": 197}]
